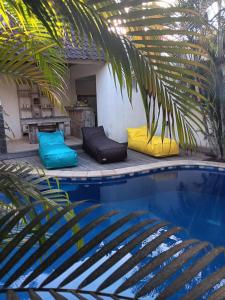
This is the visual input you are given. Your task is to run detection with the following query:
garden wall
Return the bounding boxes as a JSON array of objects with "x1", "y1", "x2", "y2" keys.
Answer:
[{"x1": 0, "y1": 78, "x2": 22, "y2": 139}]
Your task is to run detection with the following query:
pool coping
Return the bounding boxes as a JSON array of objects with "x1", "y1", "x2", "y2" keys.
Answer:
[{"x1": 44, "y1": 159, "x2": 225, "y2": 179}]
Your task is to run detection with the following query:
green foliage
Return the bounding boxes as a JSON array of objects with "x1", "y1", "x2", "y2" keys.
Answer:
[
  {"x1": 179, "y1": 0, "x2": 225, "y2": 158},
  {"x1": 86, "y1": 0, "x2": 214, "y2": 148},
  {"x1": 0, "y1": 3, "x2": 224, "y2": 298},
  {"x1": 0, "y1": 162, "x2": 83, "y2": 247},
  {"x1": 0, "y1": 1, "x2": 69, "y2": 107},
  {"x1": 1, "y1": 202, "x2": 225, "y2": 299},
  {"x1": 0, "y1": 0, "x2": 213, "y2": 148}
]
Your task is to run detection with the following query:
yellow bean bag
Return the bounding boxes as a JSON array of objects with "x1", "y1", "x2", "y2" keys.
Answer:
[{"x1": 127, "y1": 126, "x2": 179, "y2": 157}]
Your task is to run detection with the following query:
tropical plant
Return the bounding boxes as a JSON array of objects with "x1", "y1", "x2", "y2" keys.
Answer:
[
  {"x1": 178, "y1": 0, "x2": 225, "y2": 158},
  {"x1": 0, "y1": 0, "x2": 213, "y2": 148},
  {"x1": 0, "y1": 161, "x2": 82, "y2": 245},
  {"x1": 1, "y1": 1, "x2": 224, "y2": 298},
  {"x1": 0, "y1": 9, "x2": 67, "y2": 107},
  {"x1": 88, "y1": 0, "x2": 214, "y2": 148},
  {"x1": 0, "y1": 161, "x2": 71, "y2": 210},
  {"x1": 204, "y1": 0, "x2": 225, "y2": 159},
  {"x1": 1, "y1": 201, "x2": 225, "y2": 299}
]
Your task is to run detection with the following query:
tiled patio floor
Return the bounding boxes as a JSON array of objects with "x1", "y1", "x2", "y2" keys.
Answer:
[{"x1": 2, "y1": 148, "x2": 210, "y2": 172}]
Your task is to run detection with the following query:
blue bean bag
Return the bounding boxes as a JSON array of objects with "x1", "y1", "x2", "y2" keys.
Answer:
[{"x1": 37, "y1": 131, "x2": 78, "y2": 169}]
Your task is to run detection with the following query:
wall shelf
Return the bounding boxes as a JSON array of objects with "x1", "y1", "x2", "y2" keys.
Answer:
[
  {"x1": 18, "y1": 90, "x2": 39, "y2": 97},
  {"x1": 17, "y1": 85, "x2": 55, "y2": 134},
  {"x1": 15, "y1": 84, "x2": 71, "y2": 143},
  {"x1": 40, "y1": 106, "x2": 54, "y2": 109},
  {"x1": 20, "y1": 108, "x2": 32, "y2": 111}
]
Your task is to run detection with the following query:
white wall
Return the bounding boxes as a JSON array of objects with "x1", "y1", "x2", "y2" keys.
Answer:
[
  {"x1": 95, "y1": 64, "x2": 210, "y2": 147},
  {"x1": 70, "y1": 62, "x2": 146, "y2": 143},
  {"x1": 96, "y1": 64, "x2": 147, "y2": 143},
  {"x1": 0, "y1": 62, "x2": 209, "y2": 148},
  {"x1": 0, "y1": 64, "x2": 103, "y2": 141},
  {"x1": 0, "y1": 79, "x2": 22, "y2": 139},
  {"x1": 70, "y1": 63, "x2": 104, "y2": 80},
  {"x1": 0, "y1": 78, "x2": 70, "y2": 140}
]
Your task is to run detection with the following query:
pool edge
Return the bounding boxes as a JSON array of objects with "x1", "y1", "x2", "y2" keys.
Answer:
[{"x1": 43, "y1": 159, "x2": 225, "y2": 180}]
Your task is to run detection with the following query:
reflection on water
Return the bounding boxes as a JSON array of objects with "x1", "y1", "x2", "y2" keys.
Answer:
[
  {"x1": 68, "y1": 169, "x2": 225, "y2": 247},
  {"x1": 1, "y1": 169, "x2": 225, "y2": 299}
]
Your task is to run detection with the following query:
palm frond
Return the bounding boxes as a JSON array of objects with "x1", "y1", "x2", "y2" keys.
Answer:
[
  {"x1": 0, "y1": 24, "x2": 69, "y2": 107},
  {"x1": 86, "y1": 0, "x2": 214, "y2": 147},
  {"x1": 0, "y1": 0, "x2": 214, "y2": 147},
  {"x1": 3, "y1": 0, "x2": 134, "y2": 99},
  {"x1": 0, "y1": 162, "x2": 82, "y2": 246},
  {"x1": 1, "y1": 202, "x2": 225, "y2": 299}
]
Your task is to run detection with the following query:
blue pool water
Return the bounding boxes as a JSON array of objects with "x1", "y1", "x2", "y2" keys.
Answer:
[
  {"x1": 1, "y1": 167, "x2": 225, "y2": 299},
  {"x1": 63, "y1": 168, "x2": 225, "y2": 248}
]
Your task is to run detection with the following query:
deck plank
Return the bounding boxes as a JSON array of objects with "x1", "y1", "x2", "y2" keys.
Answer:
[{"x1": 2, "y1": 149, "x2": 208, "y2": 172}]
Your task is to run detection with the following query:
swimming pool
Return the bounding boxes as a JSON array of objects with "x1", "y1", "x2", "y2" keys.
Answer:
[
  {"x1": 1, "y1": 165, "x2": 225, "y2": 299},
  {"x1": 62, "y1": 166, "x2": 225, "y2": 248}
]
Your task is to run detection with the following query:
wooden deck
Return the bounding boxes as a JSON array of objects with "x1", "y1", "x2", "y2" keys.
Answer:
[
  {"x1": 2, "y1": 148, "x2": 208, "y2": 172},
  {"x1": 6, "y1": 136, "x2": 81, "y2": 153}
]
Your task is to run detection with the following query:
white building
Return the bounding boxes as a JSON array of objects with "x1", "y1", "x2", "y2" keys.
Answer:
[
  {"x1": 0, "y1": 40, "x2": 208, "y2": 153},
  {"x1": 0, "y1": 40, "x2": 148, "y2": 153}
]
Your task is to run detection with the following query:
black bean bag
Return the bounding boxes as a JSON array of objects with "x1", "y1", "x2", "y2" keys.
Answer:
[{"x1": 81, "y1": 126, "x2": 127, "y2": 164}]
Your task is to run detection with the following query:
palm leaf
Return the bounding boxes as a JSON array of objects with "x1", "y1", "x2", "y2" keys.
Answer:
[
  {"x1": 86, "y1": 0, "x2": 214, "y2": 147},
  {"x1": 1, "y1": 202, "x2": 225, "y2": 299},
  {"x1": 2, "y1": 0, "x2": 213, "y2": 148},
  {"x1": 0, "y1": 162, "x2": 83, "y2": 247},
  {"x1": 2, "y1": 0, "x2": 134, "y2": 100},
  {"x1": 0, "y1": 25, "x2": 69, "y2": 108}
]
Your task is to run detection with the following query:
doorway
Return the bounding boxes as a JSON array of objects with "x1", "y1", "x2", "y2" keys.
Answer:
[{"x1": 75, "y1": 75, "x2": 97, "y2": 125}]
